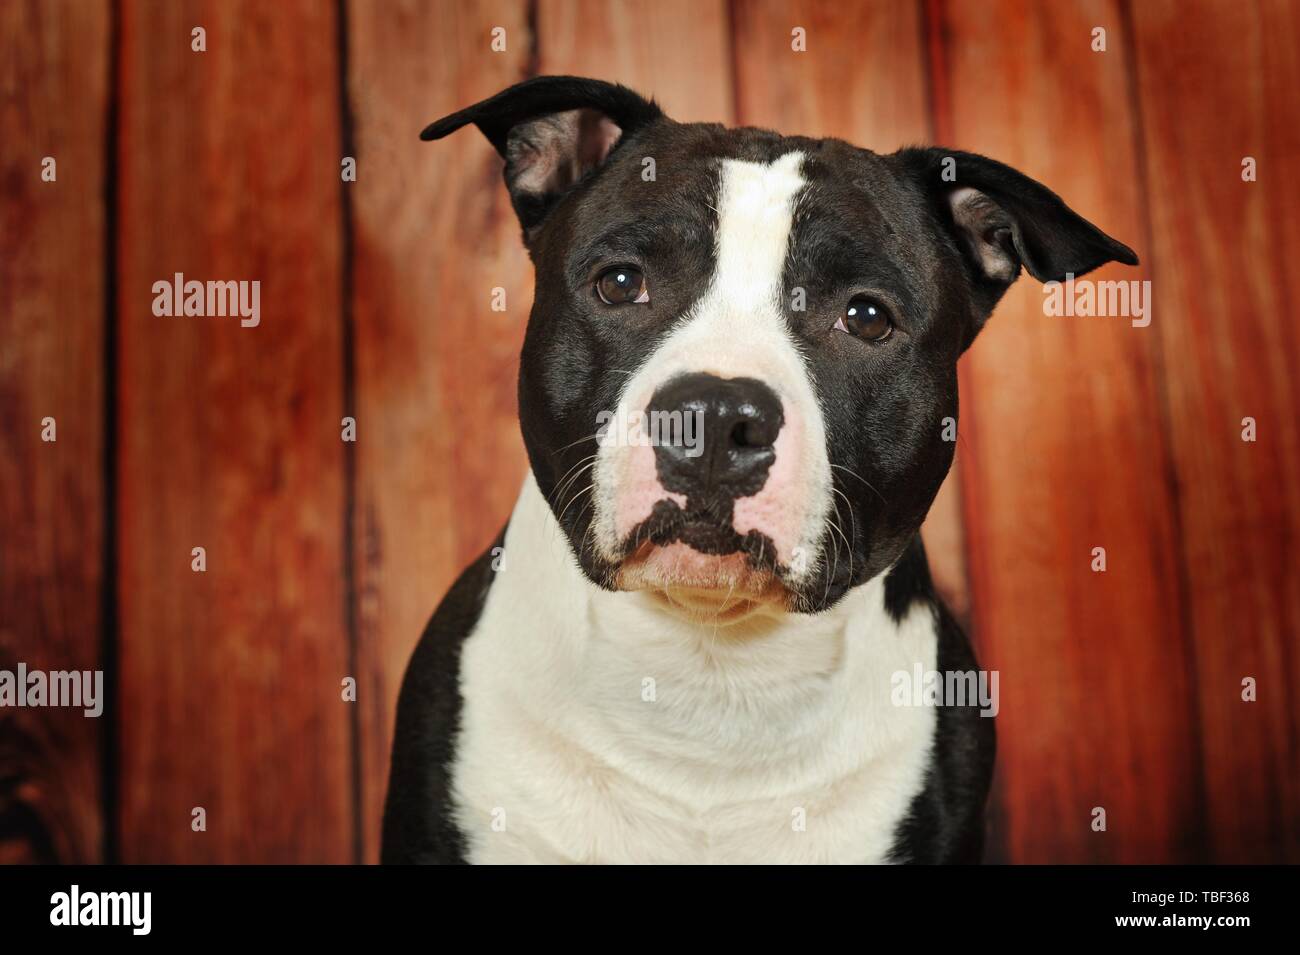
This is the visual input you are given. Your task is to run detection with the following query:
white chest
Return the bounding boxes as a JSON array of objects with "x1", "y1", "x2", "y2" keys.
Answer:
[{"x1": 449, "y1": 479, "x2": 938, "y2": 864}]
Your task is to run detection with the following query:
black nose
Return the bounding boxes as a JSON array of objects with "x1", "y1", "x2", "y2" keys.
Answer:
[{"x1": 647, "y1": 373, "x2": 784, "y2": 501}]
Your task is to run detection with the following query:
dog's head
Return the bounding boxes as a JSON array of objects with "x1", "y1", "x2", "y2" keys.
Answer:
[{"x1": 424, "y1": 76, "x2": 1137, "y2": 616}]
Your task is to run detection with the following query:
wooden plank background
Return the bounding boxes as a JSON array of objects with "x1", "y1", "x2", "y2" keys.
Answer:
[
  {"x1": 115, "y1": 0, "x2": 352, "y2": 862},
  {"x1": 932, "y1": 0, "x2": 1201, "y2": 864},
  {"x1": 1128, "y1": 0, "x2": 1300, "y2": 863},
  {"x1": 1, "y1": 0, "x2": 1296, "y2": 863},
  {"x1": 0, "y1": 0, "x2": 109, "y2": 865}
]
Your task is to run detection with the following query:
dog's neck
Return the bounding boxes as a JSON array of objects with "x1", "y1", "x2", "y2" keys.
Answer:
[{"x1": 496, "y1": 476, "x2": 908, "y2": 705}]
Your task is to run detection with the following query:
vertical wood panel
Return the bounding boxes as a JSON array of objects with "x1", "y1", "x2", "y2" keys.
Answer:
[
  {"x1": 0, "y1": 0, "x2": 108, "y2": 864},
  {"x1": 933, "y1": 0, "x2": 1200, "y2": 861},
  {"x1": 730, "y1": 0, "x2": 971, "y2": 619},
  {"x1": 347, "y1": 0, "x2": 531, "y2": 863},
  {"x1": 117, "y1": 0, "x2": 351, "y2": 862},
  {"x1": 732, "y1": 0, "x2": 928, "y2": 147},
  {"x1": 1129, "y1": 0, "x2": 1300, "y2": 862},
  {"x1": 537, "y1": 0, "x2": 732, "y2": 122}
]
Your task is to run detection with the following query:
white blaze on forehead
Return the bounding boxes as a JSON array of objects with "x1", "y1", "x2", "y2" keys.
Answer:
[
  {"x1": 713, "y1": 151, "x2": 806, "y2": 312},
  {"x1": 593, "y1": 150, "x2": 833, "y2": 584}
]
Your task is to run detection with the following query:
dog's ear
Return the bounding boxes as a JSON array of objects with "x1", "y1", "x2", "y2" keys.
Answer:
[
  {"x1": 893, "y1": 147, "x2": 1138, "y2": 346},
  {"x1": 422, "y1": 75, "x2": 664, "y2": 241}
]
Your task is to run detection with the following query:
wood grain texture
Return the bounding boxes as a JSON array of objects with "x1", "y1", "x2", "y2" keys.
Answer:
[
  {"x1": 730, "y1": 0, "x2": 970, "y2": 620},
  {"x1": 1129, "y1": 0, "x2": 1300, "y2": 862},
  {"x1": 732, "y1": 0, "x2": 928, "y2": 148},
  {"x1": 116, "y1": 0, "x2": 351, "y2": 862},
  {"x1": 931, "y1": 0, "x2": 1200, "y2": 862},
  {"x1": 0, "y1": 0, "x2": 108, "y2": 865},
  {"x1": 2, "y1": 0, "x2": 1295, "y2": 867},
  {"x1": 537, "y1": 0, "x2": 732, "y2": 122},
  {"x1": 346, "y1": 0, "x2": 532, "y2": 863}
]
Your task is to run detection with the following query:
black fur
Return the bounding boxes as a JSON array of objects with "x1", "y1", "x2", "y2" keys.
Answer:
[
  {"x1": 380, "y1": 532, "x2": 503, "y2": 864},
  {"x1": 883, "y1": 539, "x2": 997, "y2": 863}
]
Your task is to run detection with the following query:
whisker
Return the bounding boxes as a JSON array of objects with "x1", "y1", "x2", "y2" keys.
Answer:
[
  {"x1": 576, "y1": 500, "x2": 599, "y2": 560},
  {"x1": 548, "y1": 460, "x2": 598, "y2": 547},
  {"x1": 557, "y1": 482, "x2": 597, "y2": 528},
  {"x1": 550, "y1": 433, "x2": 601, "y2": 457},
  {"x1": 549, "y1": 455, "x2": 598, "y2": 508},
  {"x1": 822, "y1": 515, "x2": 842, "y2": 607},
  {"x1": 830, "y1": 486, "x2": 857, "y2": 581},
  {"x1": 831, "y1": 463, "x2": 887, "y2": 505},
  {"x1": 827, "y1": 511, "x2": 853, "y2": 585}
]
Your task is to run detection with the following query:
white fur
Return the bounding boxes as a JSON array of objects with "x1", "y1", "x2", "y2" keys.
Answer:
[
  {"x1": 450, "y1": 476, "x2": 938, "y2": 864},
  {"x1": 592, "y1": 152, "x2": 833, "y2": 583}
]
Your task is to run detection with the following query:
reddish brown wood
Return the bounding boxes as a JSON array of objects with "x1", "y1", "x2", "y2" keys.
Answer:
[
  {"x1": 3, "y1": 0, "x2": 1294, "y2": 867},
  {"x1": 1129, "y1": 0, "x2": 1300, "y2": 862},
  {"x1": 116, "y1": 0, "x2": 351, "y2": 862},
  {"x1": 931, "y1": 0, "x2": 1200, "y2": 862},
  {"x1": 732, "y1": 0, "x2": 929, "y2": 147},
  {"x1": 346, "y1": 0, "x2": 533, "y2": 863},
  {"x1": 0, "y1": 0, "x2": 109, "y2": 865},
  {"x1": 538, "y1": 0, "x2": 732, "y2": 122}
]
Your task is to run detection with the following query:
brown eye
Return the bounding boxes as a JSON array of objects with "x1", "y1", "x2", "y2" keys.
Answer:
[
  {"x1": 595, "y1": 266, "x2": 649, "y2": 305},
  {"x1": 835, "y1": 295, "x2": 893, "y2": 342}
]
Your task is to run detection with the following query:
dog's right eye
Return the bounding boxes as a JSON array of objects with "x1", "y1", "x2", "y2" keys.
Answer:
[{"x1": 595, "y1": 266, "x2": 650, "y2": 305}]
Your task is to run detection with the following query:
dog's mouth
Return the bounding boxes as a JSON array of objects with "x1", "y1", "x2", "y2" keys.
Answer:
[
  {"x1": 618, "y1": 498, "x2": 783, "y2": 564},
  {"x1": 612, "y1": 498, "x2": 792, "y2": 615}
]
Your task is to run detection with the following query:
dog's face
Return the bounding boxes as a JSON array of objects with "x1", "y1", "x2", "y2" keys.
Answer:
[{"x1": 425, "y1": 78, "x2": 1136, "y2": 615}]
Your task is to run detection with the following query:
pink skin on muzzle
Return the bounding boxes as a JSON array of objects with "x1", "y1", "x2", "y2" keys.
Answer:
[
  {"x1": 613, "y1": 441, "x2": 686, "y2": 540},
  {"x1": 731, "y1": 418, "x2": 802, "y2": 566},
  {"x1": 612, "y1": 405, "x2": 804, "y2": 567}
]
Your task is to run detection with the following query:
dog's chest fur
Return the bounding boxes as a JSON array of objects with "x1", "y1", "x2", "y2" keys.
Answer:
[{"x1": 449, "y1": 476, "x2": 938, "y2": 864}]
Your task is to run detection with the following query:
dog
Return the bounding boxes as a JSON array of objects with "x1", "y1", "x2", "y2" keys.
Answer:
[{"x1": 381, "y1": 76, "x2": 1138, "y2": 864}]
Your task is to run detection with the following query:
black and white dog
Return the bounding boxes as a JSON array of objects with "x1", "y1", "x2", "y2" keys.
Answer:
[{"x1": 382, "y1": 76, "x2": 1137, "y2": 864}]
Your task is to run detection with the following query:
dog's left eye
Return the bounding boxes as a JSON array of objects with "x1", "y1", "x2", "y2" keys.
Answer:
[
  {"x1": 595, "y1": 266, "x2": 650, "y2": 305},
  {"x1": 835, "y1": 295, "x2": 893, "y2": 342}
]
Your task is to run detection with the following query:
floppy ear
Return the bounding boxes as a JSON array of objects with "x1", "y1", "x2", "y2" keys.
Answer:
[
  {"x1": 422, "y1": 75, "x2": 664, "y2": 241},
  {"x1": 893, "y1": 147, "x2": 1138, "y2": 345}
]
